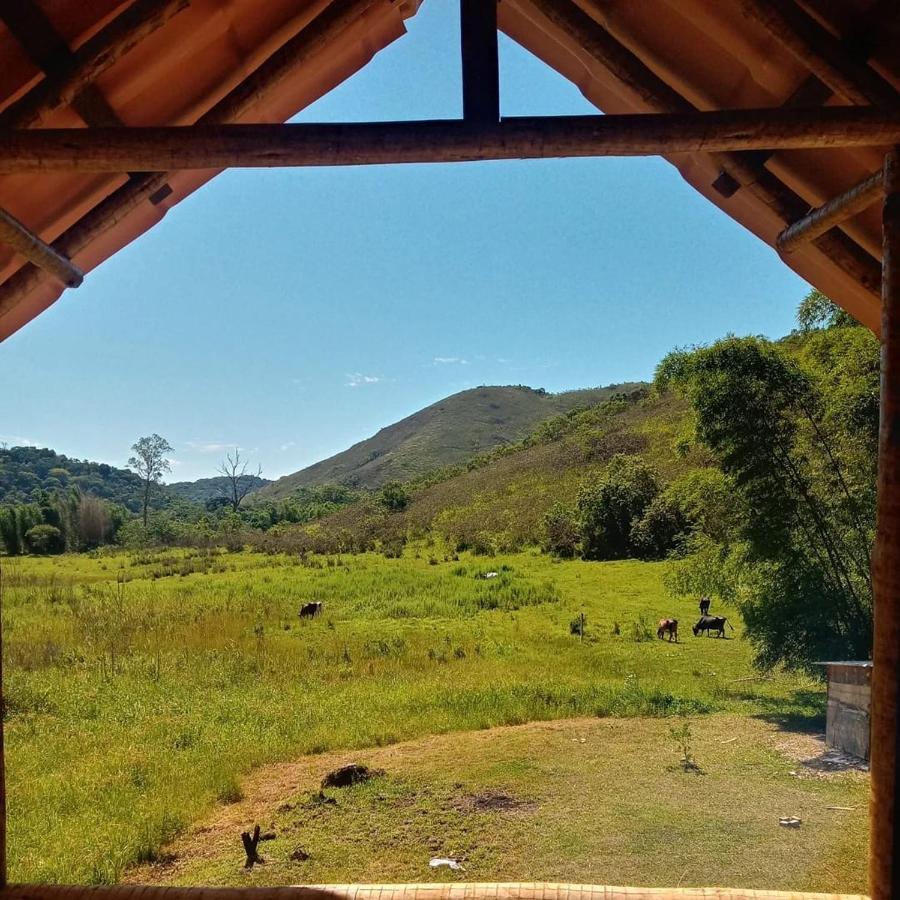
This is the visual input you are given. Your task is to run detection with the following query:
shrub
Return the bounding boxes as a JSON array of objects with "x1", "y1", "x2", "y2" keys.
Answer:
[
  {"x1": 543, "y1": 502, "x2": 579, "y2": 557},
  {"x1": 23, "y1": 524, "x2": 65, "y2": 555},
  {"x1": 577, "y1": 455, "x2": 660, "y2": 559}
]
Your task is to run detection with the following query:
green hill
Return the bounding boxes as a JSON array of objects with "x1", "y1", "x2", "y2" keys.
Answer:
[
  {"x1": 259, "y1": 384, "x2": 643, "y2": 498},
  {"x1": 0, "y1": 446, "x2": 270, "y2": 511},
  {"x1": 0, "y1": 446, "x2": 147, "y2": 512},
  {"x1": 299, "y1": 387, "x2": 711, "y2": 554},
  {"x1": 165, "y1": 475, "x2": 271, "y2": 504}
]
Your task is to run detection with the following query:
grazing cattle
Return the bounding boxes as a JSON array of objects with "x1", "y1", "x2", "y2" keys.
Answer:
[
  {"x1": 699, "y1": 596, "x2": 711, "y2": 616},
  {"x1": 299, "y1": 601, "x2": 323, "y2": 618},
  {"x1": 657, "y1": 618, "x2": 678, "y2": 642},
  {"x1": 692, "y1": 615, "x2": 731, "y2": 638}
]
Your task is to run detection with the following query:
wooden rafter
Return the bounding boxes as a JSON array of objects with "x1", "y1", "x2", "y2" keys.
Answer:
[
  {"x1": 0, "y1": 209, "x2": 83, "y2": 287},
  {"x1": 739, "y1": 0, "x2": 900, "y2": 107},
  {"x1": 0, "y1": 108, "x2": 899, "y2": 174},
  {"x1": 777, "y1": 171, "x2": 884, "y2": 252},
  {"x1": 0, "y1": 0, "x2": 381, "y2": 320},
  {"x1": 0, "y1": 0, "x2": 190, "y2": 130},
  {"x1": 524, "y1": 0, "x2": 882, "y2": 300},
  {"x1": 0, "y1": 0, "x2": 188, "y2": 288}
]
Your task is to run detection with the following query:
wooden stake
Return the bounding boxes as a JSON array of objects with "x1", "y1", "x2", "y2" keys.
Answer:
[
  {"x1": 870, "y1": 147, "x2": 900, "y2": 900},
  {"x1": 778, "y1": 171, "x2": 884, "y2": 252},
  {"x1": 1, "y1": 108, "x2": 899, "y2": 174},
  {"x1": 0, "y1": 208, "x2": 83, "y2": 287},
  {"x1": 460, "y1": 0, "x2": 499, "y2": 123}
]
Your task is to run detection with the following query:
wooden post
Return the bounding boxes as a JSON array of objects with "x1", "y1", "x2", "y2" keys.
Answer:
[
  {"x1": 0, "y1": 558, "x2": 6, "y2": 887},
  {"x1": 460, "y1": 0, "x2": 499, "y2": 123},
  {"x1": 871, "y1": 147, "x2": 900, "y2": 900}
]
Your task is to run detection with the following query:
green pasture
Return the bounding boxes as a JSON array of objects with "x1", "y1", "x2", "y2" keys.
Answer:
[{"x1": 1, "y1": 548, "x2": 826, "y2": 884}]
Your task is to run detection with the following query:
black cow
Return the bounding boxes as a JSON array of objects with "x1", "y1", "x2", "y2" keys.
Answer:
[
  {"x1": 692, "y1": 615, "x2": 731, "y2": 638},
  {"x1": 699, "y1": 596, "x2": 711, "y2": 616},
  {"x1": 299, "y1": 601, "x2": 323, "y2": 618}
]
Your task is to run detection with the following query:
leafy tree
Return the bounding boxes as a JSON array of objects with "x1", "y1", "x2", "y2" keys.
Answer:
[
  {"x1": 542, "y1": 502, "x2": 579, "y2": 557},
  {"x1": 128, "y1": 434, "x2": 173, "y2": 527},
  {"x1": 577, "y1": 455, "x2": 659, "y2": 559},
  {"x1": 796, "y1": 288, "x2": 858, "y2": 331},
  {"x1": 379, "y1": 481, "x2": 410, "y2": 512},
  {"x1": 630, "y1": 494, "x2": 692, "y2": 560},
  {"x1": 216, "y1": 449, "x2": 263, "y2": 512},
  {"x1": 24, "y1": 524, "x2": 65, "y2": 554},
  {"x1": 657, "y1": 332, "x2": 874, "y2": 669}
]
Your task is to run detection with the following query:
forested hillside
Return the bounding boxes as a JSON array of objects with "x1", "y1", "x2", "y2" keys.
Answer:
[{"x1": 0, "y1": 446, "x2": 145, "y2": 510}]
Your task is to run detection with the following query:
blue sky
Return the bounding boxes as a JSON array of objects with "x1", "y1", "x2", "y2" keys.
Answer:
[{"x1": 0, "y1": 1, "x2": 808, "y2": 482}]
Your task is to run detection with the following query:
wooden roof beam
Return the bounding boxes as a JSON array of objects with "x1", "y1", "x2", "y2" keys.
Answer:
[
  {"x1": 0, "y1": 207, "x2": 82, "y2": 288},
  {"x1": 522, "y1": 0, "x2": 881, "y2": 301},
  {"x1": 0, "y1": 0, "x2": 190, "y2": 129},
  {"x1": 739, "y1": 0, "x2": 900, "y2": 107},
  {"x1": 0, "y1": 0, "x2": 383, "y2": 322},
  {"x1": 777, "y1": 170, "x2": 884, "y2": 252},
  {"x1": 2, "y1": 108, "x2": 900, "y2": 173},
  {"x1": 461, "y1": 0, "x2": 499, "y2": 123}
]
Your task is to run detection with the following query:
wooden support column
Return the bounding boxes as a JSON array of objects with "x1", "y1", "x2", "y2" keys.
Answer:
[
  {"x1": 460, "y1": 0, "x2": 499, "y2": 123},
  {"x1": 871, "y1": 147, "x2": 900, "y2": 900}
]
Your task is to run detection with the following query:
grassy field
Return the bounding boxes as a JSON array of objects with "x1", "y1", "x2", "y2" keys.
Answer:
[
  {"x1": 1, "y1": 548, "x2": 837, "y2": 886},
  {"x1": 128, "y1": 716, "x2": 868, "y2": 894}
]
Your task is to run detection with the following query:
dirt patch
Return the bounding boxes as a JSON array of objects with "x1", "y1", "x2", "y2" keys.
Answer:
[
  {"x1": 454, "y1": 791, "x2": 535, "y2": 814},
  {"x1": 772, "y1": 731, "x2": 869, "y2": 779}
]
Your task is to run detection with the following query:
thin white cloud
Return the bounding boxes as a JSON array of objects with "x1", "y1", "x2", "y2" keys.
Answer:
[
  {"x1": 279, "y1": 441, "x2": 296, "y2": 452},
  {"x1": 185, "y1": 441, "x2": 236, "y2": 454},
  {"x1": 346, "y1": 373, "x2": 381, "y2": 388},
  {"x1": 433, "y1": 357, "x2": 469, "y2": 366}
]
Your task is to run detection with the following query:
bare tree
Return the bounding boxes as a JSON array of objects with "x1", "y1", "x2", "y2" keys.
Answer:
[
  {"x1": 128, "y1": 434, "x2": 173, "y2": 527},
  {"x1": 217, "y1": 448, "x2": 262, "y2": 512}
]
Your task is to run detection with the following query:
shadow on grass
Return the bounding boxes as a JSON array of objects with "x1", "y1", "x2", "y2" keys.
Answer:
[{"x1": 749, "y1": 689, "x2": 826, "y2": 734}]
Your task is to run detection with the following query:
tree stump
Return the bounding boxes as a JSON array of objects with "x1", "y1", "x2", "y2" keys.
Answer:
[{"x1": 240, "y1": 824, "x2": 263, "y2": 868}]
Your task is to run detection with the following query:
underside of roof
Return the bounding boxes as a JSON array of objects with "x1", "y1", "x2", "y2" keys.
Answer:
[{"x1": 0, "y1": 0, "x2": 895, "y2": 340}]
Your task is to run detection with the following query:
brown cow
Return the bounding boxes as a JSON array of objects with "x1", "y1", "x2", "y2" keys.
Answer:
[{"x1": 657, "y1": 618, "x2": 678, "y2": 642}]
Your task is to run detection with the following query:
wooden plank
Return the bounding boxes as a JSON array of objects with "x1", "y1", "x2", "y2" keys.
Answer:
[
  {"x1": 0, "y1": 209, "x2": 82, "y2": 287},
  {"x1": 460, "y1": 0, "x2": 499, "y2": 123},
  {"x1": 0, "y1": 882, "x2": 871, "y2": 900},
  {"x1": 829, "y1": 682, "x2": 872, "y2": 712},
  {"x1": 778, "y1": 171, "x2": 884, "y2": 252},
  {"x1": 870, "y1": 146, "x2": 900, "y2": 900},
  {"x1": 2, "y1": 108, "x2": 900, "y2": 173}
]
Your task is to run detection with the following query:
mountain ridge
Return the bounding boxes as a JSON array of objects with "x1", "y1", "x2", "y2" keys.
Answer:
[{"x1": 258, "y1": 383, "x2": 645, "y2": 498}]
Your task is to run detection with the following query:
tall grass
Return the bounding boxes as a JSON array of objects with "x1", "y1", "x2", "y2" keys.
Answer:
[{"x1": 1, "y1": 549, "x2": 820, "y2": 883}]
